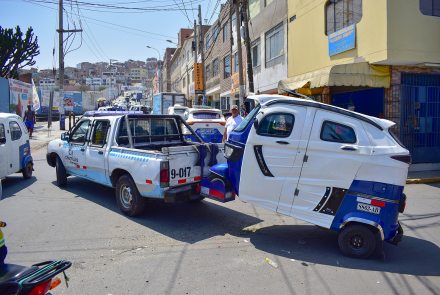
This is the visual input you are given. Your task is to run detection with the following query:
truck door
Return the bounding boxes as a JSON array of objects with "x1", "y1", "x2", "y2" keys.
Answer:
[
  {"x1": 0, "y1": 123, "x2": 8, "y2": 178},
  {"x1": 290, "y1": 110, "x2": 372, "y2": 228},
  {"x1": 64, "y1": 119, "x2": 91, "y2": 177},
  {"x1": 85, "y1": 119, "x2": 111, "y2": 185},
  {"x1": 8, "y1": 120, "x2": 23, "y2": 173},
  {"x1": 238, "y1": 105, "x2": 307, "y2": 212}
]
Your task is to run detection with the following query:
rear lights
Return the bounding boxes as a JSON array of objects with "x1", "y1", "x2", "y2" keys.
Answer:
[
  {"x1": 390, "y1": 155, "x2": 412, "y2": 164},
  {"x1": 160, "y1": 161, "x2": 169, "y2": 187},
  {"x1": 399, "y1": 193, "x2": 407, "y2": 213},
  {"x1": 186, "y1": 122, "x2": 195, "y2": 125},
  {"x1": 220, "y1": 122, "x2": 226, "y2": 126},
  {"x1": 29, "y1": 280, "x2": 52, "y2": 295}
]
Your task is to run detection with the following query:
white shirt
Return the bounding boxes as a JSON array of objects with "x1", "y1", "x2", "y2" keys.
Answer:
[{"x1": 225, "y1": 115, "x2": 243, "y2": 139}]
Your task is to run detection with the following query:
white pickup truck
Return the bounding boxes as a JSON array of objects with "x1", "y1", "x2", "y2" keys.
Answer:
[{"x1": 46, "y1": 111, "x2": 225, "y2": 216}]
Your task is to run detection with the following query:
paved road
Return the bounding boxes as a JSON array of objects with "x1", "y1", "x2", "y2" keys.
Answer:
[{"x1": 1, "y1": 147, "x2": 440, "y2": 294}]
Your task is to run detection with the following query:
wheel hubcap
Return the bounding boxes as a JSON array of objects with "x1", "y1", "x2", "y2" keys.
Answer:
[
  {"x1": 120, "y1": 184, "x2": 132, "y2": 209},
  {"x1": 350, "y1": 235, "x2": 365, "y2": 249}
]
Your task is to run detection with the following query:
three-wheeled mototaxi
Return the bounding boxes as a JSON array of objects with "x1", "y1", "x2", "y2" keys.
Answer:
[{"x1": 200, "y1": 94, "x2": 410, "y2": 258}]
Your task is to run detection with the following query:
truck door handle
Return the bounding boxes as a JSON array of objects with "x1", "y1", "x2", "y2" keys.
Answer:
[
  {"x1": 98, "y1": 151, "x2": 103, "y2": 155},
  {"x1": 341, "y1": 146, "x2": 357, "y2": 151},
  {"x1": 276, "y1": 141, "x2": 290, "y2": 145},
  {"x1": 80, "y1": 147, "x2": 85, "y2": 152}
]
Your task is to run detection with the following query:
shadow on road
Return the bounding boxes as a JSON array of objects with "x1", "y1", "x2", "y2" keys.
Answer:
[
  {"x1": 1, "y1": 176, "x2": 37, "y2": 200},
  {"x1": 247, "y1": 224, "x2": 440, "y2": 277},
  {"x1": 51, "y1": 177, "x2": 263, "y2": 244}
]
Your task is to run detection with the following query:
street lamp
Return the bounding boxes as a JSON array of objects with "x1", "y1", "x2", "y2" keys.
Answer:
[
  {"x1": 166, "y1": 40, "x2": 178, "y2": 45},
  {"x1": 147, "y1": 46, "x2": 162, "y2": 93}
]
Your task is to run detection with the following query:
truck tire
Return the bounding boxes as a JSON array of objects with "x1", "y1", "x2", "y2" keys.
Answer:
[
  {"x1": 56, "y1": 156, "x2": 67, "y2": 186},
  {"x1": 116, "y1": 175, "x2": 146, "y2": 216},
  {"x1": 338, "y1": 224, "x2": 376, "y2": 259},
  {"x1": 22, "y1": 162, "x2": 33, "y2": 179}
]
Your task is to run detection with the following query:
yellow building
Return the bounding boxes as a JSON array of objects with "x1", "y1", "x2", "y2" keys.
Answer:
[
  {"x1": 68, "y1": 79, "x2": 77, "y2": 85},
  {"x1": 281, "y1": 0, "x2": 440, "y2": 167},
  {"x1": 131, "y1": 68, "x2": 148, "y2": 84}
]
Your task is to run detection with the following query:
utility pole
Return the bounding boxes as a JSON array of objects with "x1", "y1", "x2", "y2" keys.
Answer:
[
  {"x1": 198, "y1": 5, "x2": 206, "y2": 101},
  {"x1": 235, "y1": 0, "x2": 245, "y2": 113},
  {"x1": 242, "y1": 0, "x2": 254, "y2": 93},
  {"x1": 193, "y1": 19, "x2": 197, "y2": 107},
  {"x1": 110, "y1": 59, "x2": 117, "y2": 103},
  {"x1": 57, "y1": 0, "x2": 81, "y2": 130}
]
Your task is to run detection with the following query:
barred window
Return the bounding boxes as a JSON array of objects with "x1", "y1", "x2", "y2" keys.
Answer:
[
  {"x1": 206, "y1": 34, "x2": 211, "y2": 50},
  {"x1": 224, "y1": 56, "x2": 231, "y2": 78},
  {"x1": 326, "y1": 0, "x2": 362, "y2": 35},
  {"x1": 213, "y1": 26, "x2": 218, "y2": 40}
]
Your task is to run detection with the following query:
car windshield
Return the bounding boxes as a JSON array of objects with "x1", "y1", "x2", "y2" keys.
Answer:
[
  {"x1": 174, "y1": 109, "x2": 186, "y2": 114},
  {"x1": 192, "y1": 112, "x2": 221, "y2": 119}
]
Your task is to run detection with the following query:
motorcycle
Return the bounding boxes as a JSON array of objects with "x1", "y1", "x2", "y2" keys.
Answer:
[{"x1": 0, "y1": 260, "x2": 71, "y2": 295}]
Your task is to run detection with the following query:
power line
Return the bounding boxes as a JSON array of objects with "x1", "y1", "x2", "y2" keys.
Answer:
[{"x1": 78, "y1": 8, "x2": 110, "y2": 60}]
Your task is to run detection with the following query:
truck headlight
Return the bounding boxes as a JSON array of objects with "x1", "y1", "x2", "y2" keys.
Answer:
[
  {"x1": 225, "y1": 145, "x2": 234, "y2": 158},
  {"x1": 224, "y1": 142, "x2": 244, "y2": 162}
]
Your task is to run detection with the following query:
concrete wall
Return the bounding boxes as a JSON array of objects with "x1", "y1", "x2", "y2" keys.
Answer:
[{"x1": 81, "y1": 92, "x2": 100, "y2": 112}]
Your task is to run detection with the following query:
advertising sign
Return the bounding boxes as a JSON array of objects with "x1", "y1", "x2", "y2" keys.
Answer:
[
  {"x1": 31, "y1": 79, "x2": 40, "y2": 111},
  {"x1": 153, "y1": 94, "x2": 162, "y2": 114},
  {"x1": 41, "y1": 90, "x2": 59, "y2": 114},
  {"x1": 190, "y1": 84, "x2": 195, "y2": 94},
  {"x1": 231, "y1": 69, "x2": 246, "y2": 94},
  {"x1": 195, "y1": 63, "x2": 203, "y2": 93},
  {"x1": 64, "y1": 92, "x2": 74, "y2": 112},
  {"x1": 329, "y1": 24, "x2": 355, "y2": 56},
  {"x1": 8, "y1": 79, "x2": 33, "y2": 116},
  {"x1": 137, "y1": 93, "x2": 142, "y2": 100}
]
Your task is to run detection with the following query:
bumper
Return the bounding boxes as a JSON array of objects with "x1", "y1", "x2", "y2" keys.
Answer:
[
  {"x1": 46, "y1": 153, "x2": 55, "y2": 167},
  {"x1": 164, "y1": 183, "x2": 199, "y2": 203},
  {"x1": 387, "y1": 222, "x2": 404, "y2": 246}
]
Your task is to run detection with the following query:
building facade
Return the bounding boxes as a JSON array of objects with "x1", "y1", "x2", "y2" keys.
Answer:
[{"x1": 284, "y1": 0, "x2": 440, "y2": 167}]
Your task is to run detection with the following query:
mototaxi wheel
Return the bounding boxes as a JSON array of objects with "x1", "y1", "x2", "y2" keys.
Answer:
[
  {"x1": 338, "y1": 224, "x2": 376, "y2": 259},
  {"x1": 116, "y1": 174, "x2": 146, "y2": 216},
  {"x1": 22, "y1": 162, "x2": 33, "y2": 179},
  {"x1": 56, "y1": 156, "x2": 67, "y2": 186}
]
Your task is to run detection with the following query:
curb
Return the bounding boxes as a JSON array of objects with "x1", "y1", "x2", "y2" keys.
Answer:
[{"x1": 406, "y1": 178, "x2": 440, "y2": 184}]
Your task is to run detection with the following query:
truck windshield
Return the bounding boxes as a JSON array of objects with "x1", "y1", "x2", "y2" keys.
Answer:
[{"x1": 234, "y1": 104, "x2": 261, "y2": 132}]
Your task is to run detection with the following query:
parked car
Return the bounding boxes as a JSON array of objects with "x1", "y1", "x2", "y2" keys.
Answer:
[
  {"x1": 201, "y1": 94, "x2": 409, "y2": 258},
  {"x1": 168, "y1": 104, "x2": 188, "y2": 118},
  {"x1": 182, "y1": 107, "x2": 226, "y2": 143},
  {"x1": 0, "y1": 113, "x2": 33, "y2": 181},
  {"x1": 129, "y1": 105, "x2": 149, "y2": 114}
]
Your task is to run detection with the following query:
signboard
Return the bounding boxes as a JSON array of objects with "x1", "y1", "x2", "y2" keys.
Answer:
[
  {"x1": 121, "y1": 86, "x2": 147, "y2": 91},
  {"x1": 231, "y1": 69, "x2": 246, "y2": 94},
  {"x1": 137, "y1": 93, "x2": 142, "y2": 100},
  {"x1": 153, "y1": 94, "x2": 162, "y2": 114},
  {"x1": 195, "y1": 63, "x2": 203, "y2": 92},
  {"x1": 64, "y1": 92, "x2": 73, "y2": 112},
  {"x1": 41, "y1": 90, "x2": 59, "y2": 114},
  {"x1": 8, "y1": 79, "x2": 32, "y2": 116},
  {"x1": 31, "y1": 79, "x2": 40, "y2": 111},
  {"x1": 329, "y1": 24, "x2": 355, "y2": 56}
]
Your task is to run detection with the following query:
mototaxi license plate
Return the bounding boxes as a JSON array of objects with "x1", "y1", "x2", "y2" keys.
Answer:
[{"x1": 357, "y1": 203, "x2": 380, "y2": 214}]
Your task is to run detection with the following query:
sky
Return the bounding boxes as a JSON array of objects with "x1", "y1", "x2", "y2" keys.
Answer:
[{"x1": 1, "y1": 0, "x2": 223, "y2": 70}]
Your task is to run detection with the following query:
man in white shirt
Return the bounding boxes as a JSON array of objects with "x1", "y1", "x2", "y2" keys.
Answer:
[{"x1": 222, "y1": 105, "x2": 243, "y2": 143}]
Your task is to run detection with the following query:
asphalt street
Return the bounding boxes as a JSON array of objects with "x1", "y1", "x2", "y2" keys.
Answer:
[{"x1": 1, "y1": 147, "x2": 439, "y2": 295}]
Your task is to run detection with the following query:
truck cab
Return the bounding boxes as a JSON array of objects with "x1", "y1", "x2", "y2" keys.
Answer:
[
  {"x1": 0, "y1": 113, "x2": 33, "y2": 181},
  {"x1": 202, "y1": 95, "x2": 409, "y2": 258}
]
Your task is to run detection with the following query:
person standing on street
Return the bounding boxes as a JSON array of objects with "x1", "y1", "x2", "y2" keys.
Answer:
[
  {"x1": 0, "y1": 221, "x2": 7, "y2": 265},
  {"x1": 222, "y1": 105, "x2": 243, "y2": 143},
  {"x1": 23, "y1": 105, "x2": 36, "y2": 138}
]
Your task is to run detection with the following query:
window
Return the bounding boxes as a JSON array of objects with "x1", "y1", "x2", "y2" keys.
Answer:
[
  {"x1": 326, "y1": 0, "x2": 362, "y2": 35},
  {"x1": 70, "y1": 120, "x2": 90, "y2": 144},
  {"x1": 257, "y1": 113, "x2": 294, "y2": 137},
  {"x1": 213, "y1": 26, "x2": 218, "y2": 41},
  {"x1": 420, "y1": 0, "x2": 440, "y2": 16},
  {"x1": 9, "y1": 121, "x2": 22, "y2": 141},
  {"x1": 0, "y1": 124, "x2": 5, "y2": 144},
  {"x1": 91, "y1": 120, "x2": 110, "y2": 147},
  {"x1": 251, "y1": 39, "x2": 261, "y2": 68},
  {"x1": 224, "y1": 56, "x2": 231, "y2": 78},
  {"x1": 320, "y1": 121, "x2": 356, "y2": 143},
  {"x1": 249, "y1": 0, "x2": 260, "y2": 19},
  {"x1": 234, "y1": 52, "x2": 239, "y2": 73},
  {"x1": 213, "y1": 59, "x2": 219, "y2": 76},
  {"x1": 206, "y1": 34, "x2": 211, "y2": 50},
  {"x1": 265, "y1": 22, "x2": 284, "y2": 68},
  {"x1": 223, "y1": 23, "x2": 228, "y2": 42},
  {"x1": 220, "y1": 97, "x2": 230, "y2": 110},
  {"x1": 206, "y1": 64, "x2": 211, "y2": 80}
]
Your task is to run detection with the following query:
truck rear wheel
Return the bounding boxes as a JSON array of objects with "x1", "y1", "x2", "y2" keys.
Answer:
[
  {"x1": 22, "y1": 162, "x2": 33, "y2": 179},
  {"x1": 338, "y1": 224, "x2": 376, "y2": 259},
  {"x1": 116, "y1": 175, "x2": 146, "y2": 216},
  {"x1": 56, "y1": 156, "x2": 67, "y2": 186}
]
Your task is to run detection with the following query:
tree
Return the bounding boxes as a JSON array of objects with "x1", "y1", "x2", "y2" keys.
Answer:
[
  {"x1": 0, "y1": 26, "x2": 40, "y2": 78},
  {"x1": 53, "y1": 87, "x2": 59, "y2": 91},
  {"x1": 98, "y1": 86, "x2": 107, "y2": 91},
  {"x1": 64, "y1": 74, "x2": 69, "y2": 79},
  {"x1": 78, "y1": 85, "x2": 86, "y2": 92}
]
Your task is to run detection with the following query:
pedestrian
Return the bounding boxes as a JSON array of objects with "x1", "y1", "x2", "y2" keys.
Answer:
[
  {"x1": 0, "y1": 221, "x2": 7, "y2": 265},
  {"x1": 222, "y1": 105, "x2": 243, "y2": 143},
  {"x1": 23, "y1": 105, "x2": 36, "y2": 138}
]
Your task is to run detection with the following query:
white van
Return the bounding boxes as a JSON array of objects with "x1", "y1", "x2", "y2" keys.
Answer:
[
  {"x1": 0, "y1": 113, "x2": 33, "y2": 182},
  {"x1": 168, "y1": 104, "x2": 188, "y2": 118}
]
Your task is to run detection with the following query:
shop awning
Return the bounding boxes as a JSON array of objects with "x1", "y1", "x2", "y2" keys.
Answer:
[{"x1": 278, "y1": 62, "x2": 390, "y2": 95}]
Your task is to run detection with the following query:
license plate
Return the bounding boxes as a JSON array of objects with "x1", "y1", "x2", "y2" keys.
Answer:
[{"x1": 357, "y1": 203, "x2": 381, "y2": 214}]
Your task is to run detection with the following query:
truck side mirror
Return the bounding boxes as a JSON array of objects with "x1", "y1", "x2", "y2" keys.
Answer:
[
  {"x1": 61, "y1": 132, "x2": 69, "y2": 141},
  {"x1": 253, "y1": 119, "x2": 259, "y2": 130}
]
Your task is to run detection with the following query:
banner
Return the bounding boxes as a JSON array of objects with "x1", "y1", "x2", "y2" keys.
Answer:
[
  {"x1": 41, "y1": 90, "x2": 59, "y2": 113},
  {"x1": 8, "y1": 79, "x2": 33, "y2": 117},
  {"x1": 31, "y1": 79, "x2": 40, "y2": 111},
  {"x1": 64, "y1": 92, "x2": 74, "y2": 112}
]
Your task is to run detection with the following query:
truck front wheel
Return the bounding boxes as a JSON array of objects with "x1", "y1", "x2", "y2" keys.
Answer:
[
  {"x1": 56, "y1": 156, "x2": 67, "y2": 186},
  {"x1": 338, "y1": 224, "x2": 376, "y2": 259},
  {"x1": 22, "y1": 162, "x2": 33, "y2": 179},
  {"x1": 116, "y1": 175, "x2": 146, "y2": 216}
]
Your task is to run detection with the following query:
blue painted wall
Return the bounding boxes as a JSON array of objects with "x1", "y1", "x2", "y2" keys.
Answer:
[
  {"x1": 0, "y1": 77, "x2": 9, "y2": 113},
  {"x1": 73, "y1": 93, "x2": 83, "y2": 114},
  {"x1": 332, "y1": 88, "x2": 384, "y2": 118}
]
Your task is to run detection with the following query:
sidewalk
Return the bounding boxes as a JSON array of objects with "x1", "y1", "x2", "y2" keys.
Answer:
[
  {"x1": 407, "y1": 170, "x2": 440, "y2": 184},
  {"x1": 29, "y1": 120, "x2": 66, "y2": 151}
]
